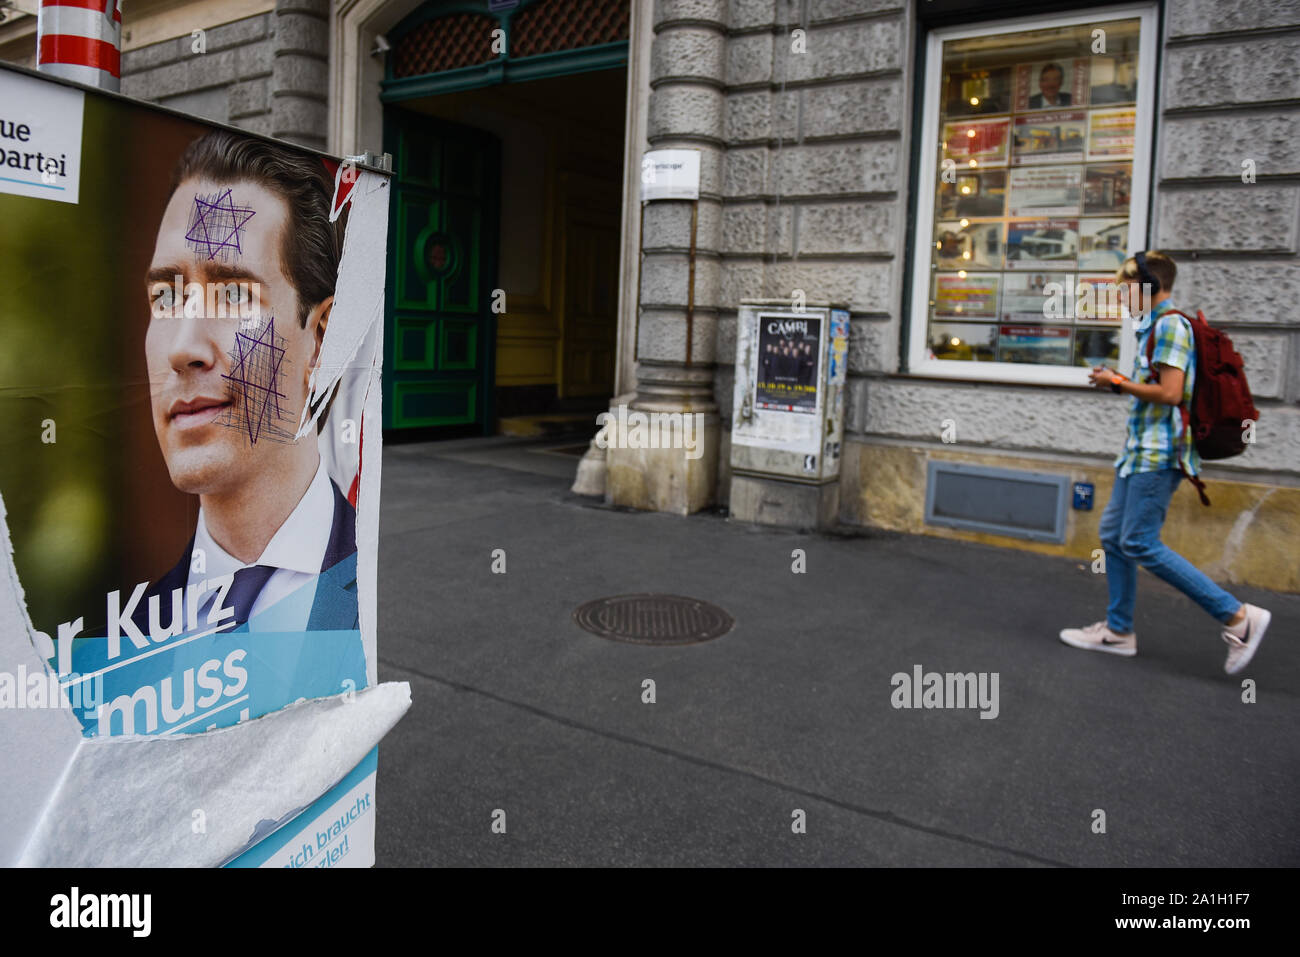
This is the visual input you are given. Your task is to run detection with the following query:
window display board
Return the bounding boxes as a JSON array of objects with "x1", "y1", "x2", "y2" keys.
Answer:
[{"x1": 909, "y1": 5, "x2": 1157, "y2": 384}]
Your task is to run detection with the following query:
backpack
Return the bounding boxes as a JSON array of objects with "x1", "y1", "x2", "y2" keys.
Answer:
[{"x1": 1145, "y1": 308, "x2": 1260, "y2": 506}]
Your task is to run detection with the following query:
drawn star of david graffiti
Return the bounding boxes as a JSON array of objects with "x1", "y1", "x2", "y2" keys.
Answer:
[
  {"x1": 185, "y1": 188, "x2": 256, "y2": 262},
  {"x1": 221, "y1": 317, "x2": 290, "y2": 446}
]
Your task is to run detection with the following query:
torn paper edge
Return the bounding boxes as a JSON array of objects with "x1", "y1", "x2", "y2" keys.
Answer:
[
  {"x1": 18, "y1": 681, "x2": 411, "y2": 867},
  {"x1": 296, "y1": 170, "x2": 390, "y2": 445},
  {"x1": 0, "y1": 489, "x2": 91, "y2": 866}
]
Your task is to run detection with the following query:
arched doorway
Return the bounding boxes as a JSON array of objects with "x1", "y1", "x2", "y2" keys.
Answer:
[{"x1": 378, "y1": 0, "x2": 630, "y2": 435}]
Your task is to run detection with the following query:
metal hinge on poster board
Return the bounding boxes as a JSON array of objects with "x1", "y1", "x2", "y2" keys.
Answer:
[{"x1": 345, "y1": 151, "x2": 393, "y2": 174}]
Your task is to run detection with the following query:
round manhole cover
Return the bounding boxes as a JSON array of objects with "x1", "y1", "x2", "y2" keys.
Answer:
[{"x1": 573, "y1": 594, "x2": 734, "y2": 645}]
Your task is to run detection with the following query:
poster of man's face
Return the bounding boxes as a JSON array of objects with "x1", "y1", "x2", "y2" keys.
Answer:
[
  {"x1": 0, "y1": 91, "x2": 368, "y2": 739},
  {"x1": 131, "y1": 130, "x2": 361, "y2": 641},
  {"x1": 147, "y1": 177, "x2": 319, "y2": 498},
  {"x1": 1014, "y1": 58, "x2": 1089, "y2": 112},
  {"x1": 1032, "y1": 63, "x2": 1068, "y2": 108}
]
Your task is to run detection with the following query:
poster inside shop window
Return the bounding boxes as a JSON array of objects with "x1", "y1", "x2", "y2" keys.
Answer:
[
  {"x1": 755, "y1": 315, "x2": 821, "y2": 413},
  {"x1": 0, "y1": 63, "x2": 409, "y2": 868}
]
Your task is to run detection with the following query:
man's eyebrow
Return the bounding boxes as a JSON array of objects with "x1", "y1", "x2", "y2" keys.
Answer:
[
  {"x1": 145, "y1": 263, "x2": 271, "y2": 285},
  {"x1": 146, "y1": 265, "x2": 183, "y2": 284},
  {"x1": 202, "y1": 262, "x2": 271, "y2": 285}
]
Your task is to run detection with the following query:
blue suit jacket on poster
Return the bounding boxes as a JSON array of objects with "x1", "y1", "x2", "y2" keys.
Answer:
[{"x1": 133, "y1": 479, "x2": 359, "y2": 635}]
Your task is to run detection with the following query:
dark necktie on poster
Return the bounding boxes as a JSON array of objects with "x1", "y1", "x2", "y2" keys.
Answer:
[{"x1": 199, "y1": 564, "x2": 278, "y2": 627}]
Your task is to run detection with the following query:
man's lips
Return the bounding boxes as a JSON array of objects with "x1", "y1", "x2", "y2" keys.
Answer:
[{"x1": 168, "y1": 396, "x2": 232, "y2": 430}]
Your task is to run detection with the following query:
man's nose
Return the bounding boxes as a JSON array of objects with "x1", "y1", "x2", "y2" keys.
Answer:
[{"x1": 167, "y1": 316, "x2": 222, "y2": 373}]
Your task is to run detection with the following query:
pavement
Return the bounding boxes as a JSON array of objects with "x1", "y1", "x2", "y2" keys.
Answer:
[{"x1": 373, "y1": 434, "x2": 1300, "y2": 867}]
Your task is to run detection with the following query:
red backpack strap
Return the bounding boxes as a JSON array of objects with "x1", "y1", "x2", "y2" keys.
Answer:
[
  {"x1": 1183, "y1": 462, "x2": 1211, "y2": 507},
  {"x1": 1145, "y1": 311, "x2": 1210, "y2": 506}
]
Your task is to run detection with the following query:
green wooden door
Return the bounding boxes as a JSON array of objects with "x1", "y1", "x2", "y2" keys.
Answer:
[{"x1": 383, "y1": 109, "x2": 500, "y2": 431}]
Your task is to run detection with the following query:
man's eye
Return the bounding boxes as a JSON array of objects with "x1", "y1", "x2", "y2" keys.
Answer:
[
  {"x1": 226, "y1": 284, "x2": 261, "y2": 310},
  {"x1": 151, "y1": 285, "x2": 176, "y2": 310}
]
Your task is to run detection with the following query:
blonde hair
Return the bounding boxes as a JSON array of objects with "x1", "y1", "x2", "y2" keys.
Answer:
[{"x1": 1115, "y1": 249, "x2": 1177, "y2": 291}]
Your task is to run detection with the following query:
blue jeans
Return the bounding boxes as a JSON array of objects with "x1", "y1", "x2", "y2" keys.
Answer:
[{"x1": 1099, "y1": 469, "x2": 1241, "y2": 634}]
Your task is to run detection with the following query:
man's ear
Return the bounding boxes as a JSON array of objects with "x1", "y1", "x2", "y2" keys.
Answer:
[{"x1": 306, "y1": 295, "x2": 334, "y2": 374}]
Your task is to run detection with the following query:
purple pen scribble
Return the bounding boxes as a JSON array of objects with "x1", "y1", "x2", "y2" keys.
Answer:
[
  {"x1": 221, "y1": 316, "x2": 290, "y2": 446},
  {"x1": 185, "y1": 189, "x2": 256, "y2": 261}
]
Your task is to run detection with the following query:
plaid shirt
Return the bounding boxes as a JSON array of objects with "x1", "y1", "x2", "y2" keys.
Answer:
[{"x1": 1114, "y1": 298, "x2": 1200, "y2": 477}]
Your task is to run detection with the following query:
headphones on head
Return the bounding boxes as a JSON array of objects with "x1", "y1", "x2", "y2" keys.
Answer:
[{"x1": 1133, "y1": 250, "x2": 1160, "y2": 290}]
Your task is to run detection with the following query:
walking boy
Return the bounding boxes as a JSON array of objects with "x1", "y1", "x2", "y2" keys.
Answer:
[{"x1": 1060, "y1": 250, "x2": 1271, "y2": 674}]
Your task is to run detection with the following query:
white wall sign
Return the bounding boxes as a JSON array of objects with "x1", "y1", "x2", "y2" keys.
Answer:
[
  {"x1": 641, "y1": 149, "x2": 701, "y2": 201},
  {"x1": 0, "y1": 69, "x2": 84, "y2": 205}
]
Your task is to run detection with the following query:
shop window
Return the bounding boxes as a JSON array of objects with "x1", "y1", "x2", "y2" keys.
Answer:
[{"x1": 908, "y1": 6, "x2": 1157, "y2": 384}]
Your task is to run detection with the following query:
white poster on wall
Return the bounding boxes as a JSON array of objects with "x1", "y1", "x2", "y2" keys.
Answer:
[
  {"x1": 641, "y1": 149, "x2": 701, "y2": 201},
  {"x1": 0, "y1": 69, "x2": 84, "y2": 204}
]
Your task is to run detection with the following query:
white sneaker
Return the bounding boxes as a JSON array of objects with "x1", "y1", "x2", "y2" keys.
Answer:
[
  {"x1": 1223, "y1": 604, "x2": 1271, "y2": 675},
  {"x1": 1059, "y1": 621, "x2": 1137, "y2": 657}
]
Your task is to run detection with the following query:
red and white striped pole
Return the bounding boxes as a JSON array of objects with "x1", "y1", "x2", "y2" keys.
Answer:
[{"x1": 36, "y1": 0, "x2": 122, "y2": 91}]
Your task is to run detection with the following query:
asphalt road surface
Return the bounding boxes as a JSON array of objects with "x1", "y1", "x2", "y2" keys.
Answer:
[{"x1": 373, "y1": 436, "x2": 1300, "y2": 867}]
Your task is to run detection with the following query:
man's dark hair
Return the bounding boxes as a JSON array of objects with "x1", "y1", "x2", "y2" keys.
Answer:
[
  {"x1": 1039, "y1": 62, "x2": 1064, "y2": 81},
  {"x1": 168, "y1": 129, "x2": 344, "y2": 329}
]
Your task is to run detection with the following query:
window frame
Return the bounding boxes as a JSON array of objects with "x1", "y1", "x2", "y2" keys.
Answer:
[{"x1": 906, "y1": 2, "x2": 1159, "y2": 386}]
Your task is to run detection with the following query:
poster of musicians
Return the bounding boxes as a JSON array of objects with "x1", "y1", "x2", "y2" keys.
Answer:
[{"x1": 756, "y1": 316, "x2": 821, "y2": 413}]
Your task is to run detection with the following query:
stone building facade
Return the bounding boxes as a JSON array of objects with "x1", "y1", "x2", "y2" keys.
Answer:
[
  {"x1": 1, "y1": 0, "x2": 331, "y2": 150},
  {"x1": 118, "y1": 0, "x2": 332, "y2": 151},
  {"x1": 606, "y1": 0, "x2": 1300, "y2": 592}
]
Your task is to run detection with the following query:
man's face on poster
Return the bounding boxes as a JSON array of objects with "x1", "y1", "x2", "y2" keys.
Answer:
[
  {"x1": 145, "y1": 177, "x2": 321, "y2": 496},
  {"x1": 1038, "y1": 66, "x2": 1063, "y2": 101}
]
